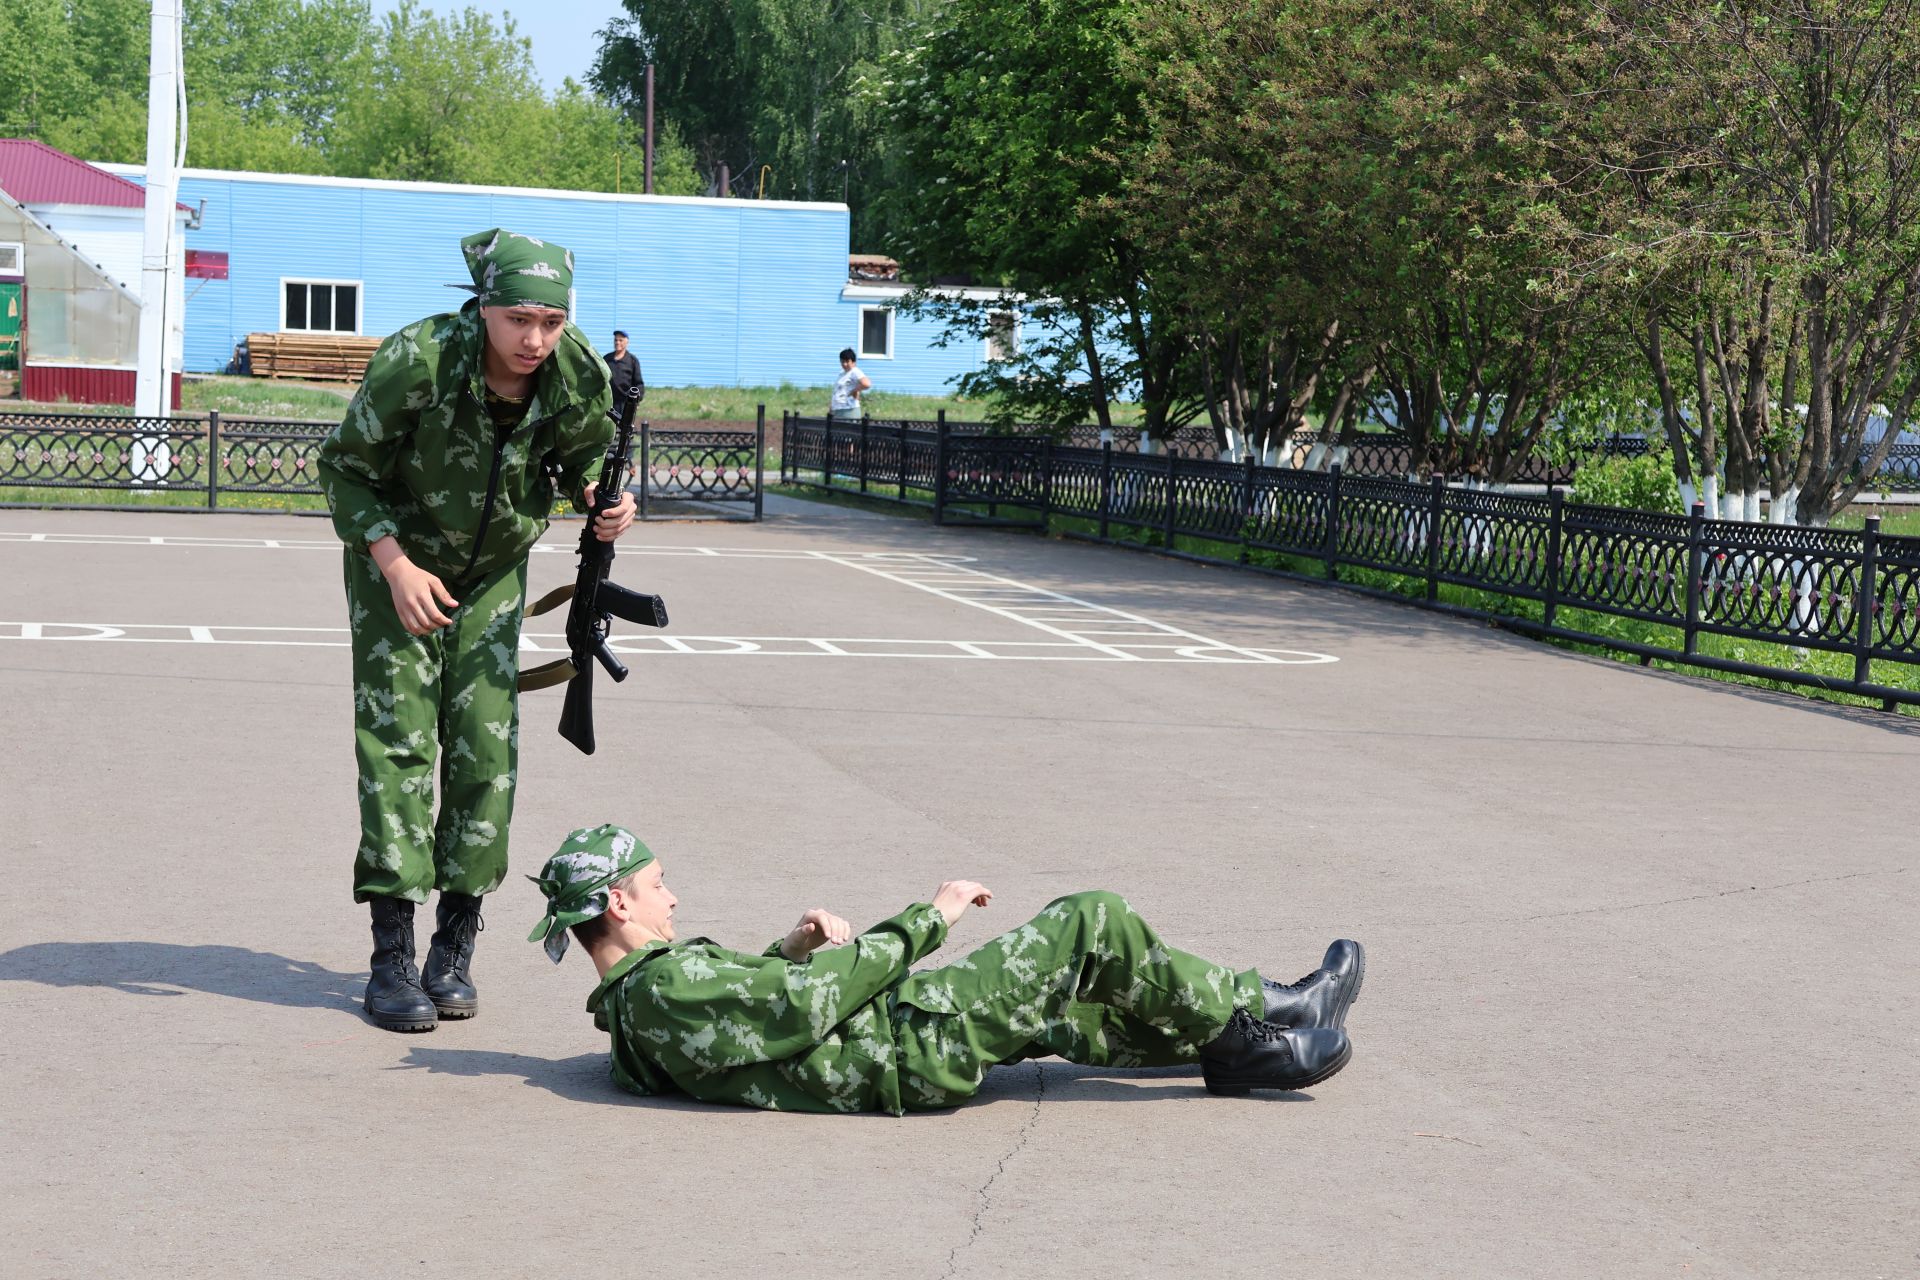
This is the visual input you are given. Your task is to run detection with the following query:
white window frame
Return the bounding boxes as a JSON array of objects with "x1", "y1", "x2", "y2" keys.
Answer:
[
  {"x1": 0, "y1": 242, "x2": 23, "y2": 276},
  {"x1": 857, "y1": 304, "x2": 894, "y2": 360},
  {"x1": 280, "y1": 277, "x2": 363, "y2": 335},
  {"x1": 984, "y1": 309, "x2": 1021, "y2": 363}
]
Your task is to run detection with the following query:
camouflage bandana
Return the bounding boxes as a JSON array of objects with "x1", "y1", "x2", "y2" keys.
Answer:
[
  {"x1": 526, "y1": 824, "x2": 655, "y2": 963},
  {"x1": 460, "y1": 227, "x2": 574, "y2": 312}
]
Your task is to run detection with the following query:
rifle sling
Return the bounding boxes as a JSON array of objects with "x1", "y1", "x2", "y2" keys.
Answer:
[
  {"x1": 518, "y1": 656, "x2": 579, "y2": 692},
  {"x1": 526, "y1": 582, "x2": 575, "y2": 618}
]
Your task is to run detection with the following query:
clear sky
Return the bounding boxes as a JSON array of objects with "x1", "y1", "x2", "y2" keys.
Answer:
[{"x1": 371, "y1": 1, "x2": 628, "y2": 90}]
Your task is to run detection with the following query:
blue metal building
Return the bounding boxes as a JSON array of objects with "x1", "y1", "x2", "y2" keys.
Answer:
[{"x1": 100, "y1": 165, "x2": 1014, "y2": 397}]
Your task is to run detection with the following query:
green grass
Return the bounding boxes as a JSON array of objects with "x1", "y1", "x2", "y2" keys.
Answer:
[
  {"x1": 180, "y1": 379, "x2": 355, "y2": 420},
  {"x1": 7, "y1": 376, "x2": 1126, "y2": 428},
  {"x1": 774, "y1": 473, "x2": 1920, "y2": 718},
  {"x1": 0, "y1": 484, "x2": 328, "y2": 513}
]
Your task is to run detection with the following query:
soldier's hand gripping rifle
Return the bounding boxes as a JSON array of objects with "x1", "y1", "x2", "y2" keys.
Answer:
[{"x1": 517, "y1": 387, "x2": 669, "y2": 754}]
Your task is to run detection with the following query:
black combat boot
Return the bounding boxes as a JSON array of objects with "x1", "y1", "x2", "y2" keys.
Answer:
[
  {"x1": 1262, "y1": 939, "x2": 1365, "y2": 1030},
  {"x1": 421, "y1": 892, "x2": 484, "y2": 1019},
  {"x1": 1200, "y1": 1007, "x2": 1351, "y2": 1095},
  {"x1": 365, "y1": 897, "x2": 438, "y2": 1032}
]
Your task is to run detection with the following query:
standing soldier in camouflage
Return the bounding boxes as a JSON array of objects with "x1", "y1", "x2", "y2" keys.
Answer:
[
  {"x1": 528, "y1": 826, "x2": 1365, "y2": 1112},
  {"x1": 318, "y1": 230, "x2": 636, "y2": 1033}
]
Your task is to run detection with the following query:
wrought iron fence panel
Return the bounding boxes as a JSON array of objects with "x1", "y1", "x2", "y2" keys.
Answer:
[
  {"x1": 641, "y1": 430, "x2": 759, "y2": 501},
  {"x1": 217, "y1": 417, "x2": 329, "y2": 494},
  {"x1": 1245, "y1": 468, "x2": 1331, "y2": 556},
  {"x1": 1868, "y1": 443, "x2": 1920, "y2": 484},
  {"x1": 1, "y1": 411, "x2": 210, "y2": 492},
  {"x1": 899, "y1": 429, "x2": 940, "y2": 493},
  {"x1": 1336, "y1": 474, "x2": 1431, "y2": 574},
  {"x1": 786, "y1": 417, "x2": 826, "y2": 477},
  {"x1": 1693, "y1": 519, "x2": 1861, "y2": 652},
  {"x1": 1047, "y1": 446, "x2": 1105, "y2": 517},
  {"x1": 945, "y1": 436, "x2": 1048, "y2": 508},
  {"x1": 1437, "y1": 487, "x2": 1554, "y2": 596},
  {"x1": 1171, "y1": 457, "x2": 1246, "y2": 540},
  {"x1": 1869, "y1": 531, "x2": 1920, "y2": 659},
  {"x1": 860, "y1": 424, "x2": 906, "y2": 491},
  {"x1": 1104, "y1": 453, "x2": 1171, "y2": 531},
  {"x1": 1558, "y1": 504, "x2": 1690, "y2": 625}
]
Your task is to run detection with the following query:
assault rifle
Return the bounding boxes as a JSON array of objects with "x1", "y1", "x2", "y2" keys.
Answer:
[{"x1": 518, "y1": 387, "x2": 669, "y2": 754}]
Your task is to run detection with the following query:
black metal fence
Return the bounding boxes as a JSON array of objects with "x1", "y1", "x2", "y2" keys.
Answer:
[
  {"x1": 797, "y1": 413, "x2": 1920, "y2": 487},
  {"x1": 637, "y1": 419, "x2": 765, "y2": 521},
  {"x1": 0, "y1": 409, "x2": 764, "y2": 520},
  {"x1": 0, "y1": 409, "x2": 328, "y2": 505},
  {"x1": 782, "y1": 414, "x2": 1920, "y2": 708}
]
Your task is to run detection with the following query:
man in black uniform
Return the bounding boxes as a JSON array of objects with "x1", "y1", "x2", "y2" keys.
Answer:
[{"x1": 604, "y1": 330, "x2": 644, "y2": 403}]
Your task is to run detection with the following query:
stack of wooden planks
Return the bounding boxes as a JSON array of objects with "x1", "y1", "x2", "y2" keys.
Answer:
[{"x1": 247, "y1": 332, "x2": 384, "y2": 382}]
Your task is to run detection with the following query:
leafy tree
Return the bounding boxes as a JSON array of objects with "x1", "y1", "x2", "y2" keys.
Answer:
[
  {"x1": 0, "y1": 0, "x2": 88, "y2": 138},
  {"x1": 1518, "y1": 0, "x2": 1920, "y2": 524},
  {"x1": 592, "y1": 0, "x2": 928, "y2": 237},
  {"x1": 880, "y1": 0, "x2": 1195, "y2": 435},
  {"x1": 183, "y1": 0, "x2": 372, "y2": 147}
]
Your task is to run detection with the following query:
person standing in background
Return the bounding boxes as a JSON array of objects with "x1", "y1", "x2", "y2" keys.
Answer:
[
  {"x1": 829, "y1": 347, "x2": 870, "y2": 420},
  {"x1": 604, "y1": 330, "x2": 644, "y2": 403}
]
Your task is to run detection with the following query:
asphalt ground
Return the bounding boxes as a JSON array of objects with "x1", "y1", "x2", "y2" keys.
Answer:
[{"x1": 1, "y1": 497, "x2": 1914, "y2": 1280}]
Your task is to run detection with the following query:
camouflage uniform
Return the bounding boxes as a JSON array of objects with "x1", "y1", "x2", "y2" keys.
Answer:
[
  {"x1": 585, "y1": 891, "x2": 1262, "y2": 1115},
  {"x1": 319, "y1": 288, "x2": 612, "y2": 904}
]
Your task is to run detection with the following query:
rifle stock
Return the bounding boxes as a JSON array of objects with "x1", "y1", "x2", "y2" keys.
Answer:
[{"x1": 559, "y1": 662, "x2": 594, "y2": 755}]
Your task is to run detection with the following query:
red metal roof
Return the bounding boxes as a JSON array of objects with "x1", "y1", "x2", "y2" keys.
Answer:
[{"x1": 0, "y1": 138, "x2": 185, "y2": 210}]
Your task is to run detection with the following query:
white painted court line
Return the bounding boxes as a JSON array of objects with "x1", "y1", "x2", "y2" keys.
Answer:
[
  {"x1": 813, "y1": 551, "x2": 1295, "y2": 664},
  {"x1": 0, "y1": 621, "x2": 1333, "y2": 664},
  {"x1": 0, "y1": 531, "x2": 975, "y2": 563},
  {"x1": 1, "y1": 535, "x2": 1338, "y2": 666}
]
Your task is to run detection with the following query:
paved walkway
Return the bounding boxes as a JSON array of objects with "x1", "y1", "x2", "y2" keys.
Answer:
[{"x1": 1, "y1": 497, "x2": 1913, "y2": 1279}]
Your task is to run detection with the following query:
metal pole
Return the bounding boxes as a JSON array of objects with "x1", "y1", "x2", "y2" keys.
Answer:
[
  {"x1": 1040, "y1": 440, "x2": 1054, "y2": 524},
  {"x1": 638, "y1": 420, "x2": 650, "y2": 521},
  {"x1": 859, "y1": 417, "x2": 869, "y2": 493},
  {"x1": 1239, "y1": 451, "x2": 1255, "y2": 564},
  {"x1": 1324, "y1": 463, "x2": 1343, "y2": 582},
  {"x1": 1545, "y1": 486, "x2": 1563, "y2": 629},
  {"x1": 1163, "y1": 450, "x2": 1176, "y2": 547},
  {"x1": 206, "y1": 410, "x2": 219, "y2": 509},
  {"x1": 136, "y1": 0, "x2": 181, "y2": 421},
  {"x1": 1854, "y1": 514, "x2": 1881, "y2": 685},
  {"x1": 644, "y1": 63, "x2": 655, "y2": 195},
  {"x1": 754, "y1": 405, "x2": 765, "y2": 521},
  {"x1": 1099, "y1": 441, "x2": 1114, "y2": 540},
  {"x1": 1683, "y1": 500, "x2": 1705, "y2": 656},
  {"x1": 717, "y1": 162, "x2": 730, "y2": 198},
  {"x1": 934, "y1": 411, "x2": 949, "y2": 524},
  {"x1": 1426, "y1": 472, "x2": 1444, "y2": 601},
  {"x1": 899, "y1": 423, "x2": 909, "y2": 502}
]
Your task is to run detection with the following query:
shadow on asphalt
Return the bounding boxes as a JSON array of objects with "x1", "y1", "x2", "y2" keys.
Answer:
[
  {"x1": 0, "y1": 941, "x2": 363, "y2": 1010},
  {"x1": 1025, "y1": 1061, "x2": 1319, "y2": 1103},
  {"x1": 386, "y1": 1051, "x2": 1321, "y2": 1110},
  {"x1": 390, "y1": 1048, "x2": 693, "y2": 1107}
]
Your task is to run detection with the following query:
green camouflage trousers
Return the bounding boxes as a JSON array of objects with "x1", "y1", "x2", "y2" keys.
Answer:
[
  {"x1": 890, "y1": 891, "x2": 1261, "y2": 1110},
  {"x1": 343, "y1": 549, "x2": 528, "y2": 904}
]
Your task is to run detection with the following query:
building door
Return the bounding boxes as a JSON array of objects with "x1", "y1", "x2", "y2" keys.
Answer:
[{"x1": 0, "y1": 281, "x2": 20, "y2": 398}]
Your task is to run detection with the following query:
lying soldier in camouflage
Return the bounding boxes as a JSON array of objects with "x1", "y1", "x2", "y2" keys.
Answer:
[{"x1": 529, "y1": 825, "x2": 1365, "y2": 1113}]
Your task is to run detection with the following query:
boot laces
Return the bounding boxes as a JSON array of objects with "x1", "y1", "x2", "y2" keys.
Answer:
[
  {"x1": 1266, "y1": 968, "x2": 1326, "y2": 995},
  {"x1": 1230, "y1": 1007, "x2": 1294, "y2": 1051},
  {"x1": 437, "y1": 904, "x2": 485, "y2": 977}
]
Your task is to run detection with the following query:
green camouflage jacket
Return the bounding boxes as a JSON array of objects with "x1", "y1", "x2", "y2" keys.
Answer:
[
  {"x1": 587, "y1": 903, "x2": 950, "y2": 1115},
  {"x1": 317, "y1": 304, "x2": 613, "y2": 583}
]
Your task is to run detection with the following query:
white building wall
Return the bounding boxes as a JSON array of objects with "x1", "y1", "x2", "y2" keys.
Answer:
[
  {"x1": 25, "y1": 204, "x2": 144, "y2": 292},
  {"x1": 26, "y1": 203, "x2": 188, "y2": 376}
]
